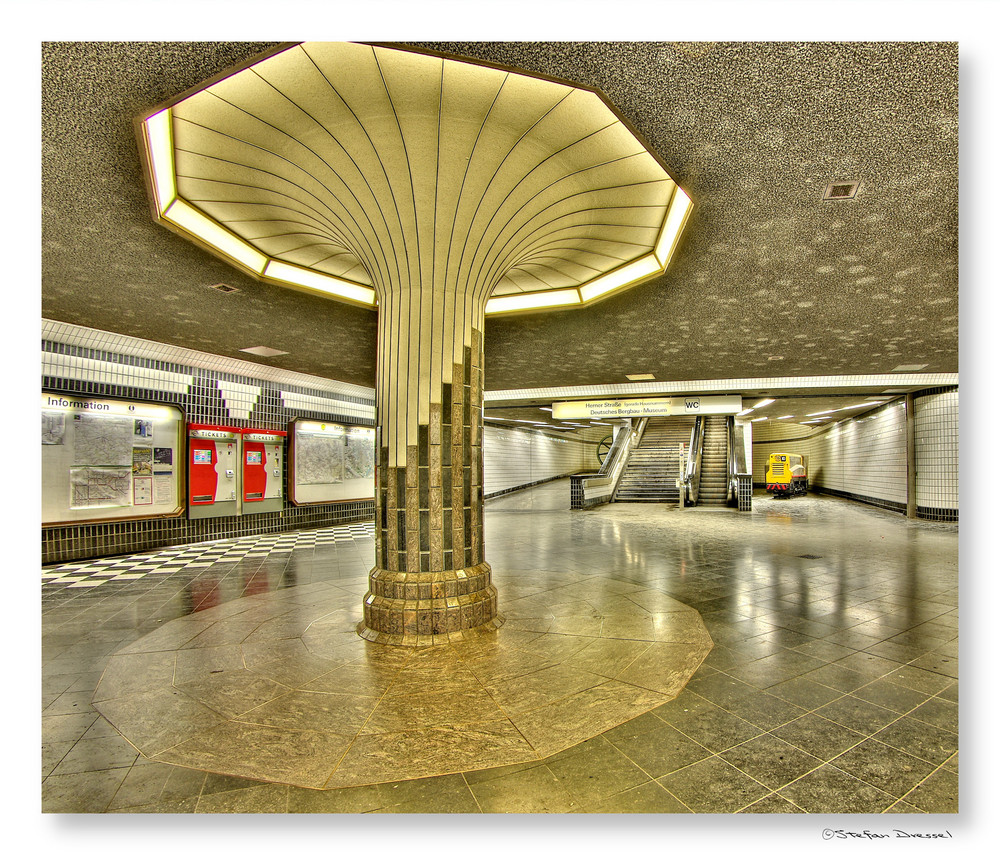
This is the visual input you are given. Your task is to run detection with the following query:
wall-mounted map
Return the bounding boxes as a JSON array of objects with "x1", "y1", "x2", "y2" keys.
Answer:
[
  {"x1": 71, "y1": 467, "x2": 131, "y2": 509},
  {"x1": 290, "y1": 421, "x2": 375, "y2": 504},
  {"x1": 72, "y1": 413, "x2": 134, "y2": 466}
]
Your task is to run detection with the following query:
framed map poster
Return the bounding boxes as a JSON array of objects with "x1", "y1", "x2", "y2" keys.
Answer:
[
  {"x1": 288, "y1": 419, "x2": 375, "y2": 505},
  {"x1": 42, "y1": 393, "x2": 184, "y2": 524}
]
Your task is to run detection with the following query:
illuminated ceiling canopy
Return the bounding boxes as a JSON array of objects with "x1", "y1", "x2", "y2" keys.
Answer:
[{"x1": 139, "y1": 41, "x2": 692, "y2": 315}]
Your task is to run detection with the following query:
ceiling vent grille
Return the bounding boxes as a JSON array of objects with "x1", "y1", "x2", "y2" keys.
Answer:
[
  {"x1": 823, "y1": 181, "x2": 860, "y2": 201},
  {"x1": 211, "y1": 283, "x2": 239, "y2": 293}
]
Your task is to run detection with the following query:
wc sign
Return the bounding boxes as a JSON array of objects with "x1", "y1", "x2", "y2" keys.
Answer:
[{"x1": 551, "y1": 395, "x2": 742, "y2": 420}]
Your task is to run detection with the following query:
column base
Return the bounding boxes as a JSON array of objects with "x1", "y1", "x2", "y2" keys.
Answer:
[{"x1": 358, "y1": 561, "x2": 502, "y2": 645}]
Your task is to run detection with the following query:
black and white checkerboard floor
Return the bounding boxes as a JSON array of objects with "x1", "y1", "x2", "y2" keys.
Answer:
[{"x1": 42, "y1": 523, "x2": 376, "y2": 589}]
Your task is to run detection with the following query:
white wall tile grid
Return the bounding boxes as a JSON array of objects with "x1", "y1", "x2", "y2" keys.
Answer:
[
  {"x1": 751, "y1": 389, "x2": 957, "y2": 521},
  {"x1": 483, "y1": 424, "x2": 599, "y2": 497},
  {"x1": 914, "y1": 389, "x2": 959, "y2": 514}
]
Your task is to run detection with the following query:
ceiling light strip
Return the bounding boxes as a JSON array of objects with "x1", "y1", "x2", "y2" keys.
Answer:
[
  {"x1": 163, "y1": 200, "x2": 268, "y2": 275},
  {"x1": 264, "y1": 260, "x2": 377, "y2": 307},
  {"x1": 485, "y1": 374, "x2": 959, "y2": 403},
  {"x1": 654, "y1": 185, "x2": 694, "y2": 267},
  {"x1": 485, "y1": 288, "x2": 582, "y2": 315}
]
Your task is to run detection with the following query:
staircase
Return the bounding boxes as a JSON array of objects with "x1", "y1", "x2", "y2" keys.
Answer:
[
  {"x1": 614, "y1": 417, "x2": 694, "y2": 502},
  {"x1": 696, "y1": 416, "x2": 729, "y2": 505}
]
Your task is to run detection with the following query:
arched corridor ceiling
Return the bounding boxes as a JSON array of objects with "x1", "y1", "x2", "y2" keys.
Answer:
[{"x1": 42, "y1": 41, "x2": 958, "y2": 394}]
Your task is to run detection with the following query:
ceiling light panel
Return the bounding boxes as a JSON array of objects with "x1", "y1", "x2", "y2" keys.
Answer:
[
  {"x1": 240, "y1": 346, "x2": 289, "y2": 357},
  {"x1": 141, "y1": 42, "x2": 692, "y2": 316}
]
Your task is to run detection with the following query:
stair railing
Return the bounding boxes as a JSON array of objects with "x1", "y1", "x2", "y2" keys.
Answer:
[
  {"x1": 682, "y1": 416, "x2": 704, "y2": 505},
  {"x1": 728, "y1": 416, "x2": 753, "y2": 511},
  {"x1": 571, "y1": 418, "x2": 645, "y2": 508},
  {"x1": 608, "y1": 418, "x2": 646, "y2": 501}
]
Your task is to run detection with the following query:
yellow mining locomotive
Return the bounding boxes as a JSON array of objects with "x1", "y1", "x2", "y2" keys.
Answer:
[{"x1": 765, "y1": 452, "x2": 808, "y2": 497}]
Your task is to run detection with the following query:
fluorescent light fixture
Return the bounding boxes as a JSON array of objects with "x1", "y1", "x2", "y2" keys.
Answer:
[
  {"x1": 485, "y1": 288, "x2": 581, "y2": 314},
  {"x1": 654, "y1": 185, "x2": 694, "y2": 267},
  {"x1": 626, "y1": 373, "x2": 656, "y2": 381},
  {"x1": 891, "y1": 363, "x2": 928, "y2": 372},
  {"x1": 777, "y1": 415, "x2": 794, "y2": 419},
  {"x1": 806, "y1": 409, "x2": 837, "y2": 417},
  {"x1": 239, "y1": 346, "x2": 289, "y2": 357},
  {"x1": 579, "y1": 253, "x2": 661, "y2": 302},
  {"x1": 539, "y1": 406, "x2": 552, "y2": 412},
  {"x1": 840, "y1": 402, "x2": 872, "y2": 410},
  {"x1": 165, "y1": 199, "x2": 268, "y2": 274},
  {"x1": 264, "y1": 260, "x2": 376, "y2": 306},
  {"x1": 752, "y1": 399, "x2": 775, "y2": 409},
  {"x1": 751, "y1": 416, "x2": 768, "y2": 422},
  {"x1": 737, "y1": 408, "x2": 754, "y2": 417},
  {"x1": 143, "y1": 108, "x2": 176, "y2": 214}
]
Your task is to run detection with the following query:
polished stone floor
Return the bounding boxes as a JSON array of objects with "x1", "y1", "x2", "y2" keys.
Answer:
[{"x1": 41, "y1": 482, "x2": 958, "y2": 813}]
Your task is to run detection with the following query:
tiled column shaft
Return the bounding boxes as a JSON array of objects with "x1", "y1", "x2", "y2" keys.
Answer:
[{"x1": 359, "y1": 286, "x2": 500, "y2": 644}]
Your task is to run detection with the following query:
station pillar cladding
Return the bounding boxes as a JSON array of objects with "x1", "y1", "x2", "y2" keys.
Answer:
[
  {"x1": 138, "y1": 42, "x2": 692, "y2": 644},
  {"x1": 360, "y1": 289, "x2": 500, "y2": 643}
]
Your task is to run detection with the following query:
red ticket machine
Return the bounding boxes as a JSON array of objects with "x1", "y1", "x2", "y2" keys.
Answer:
[
  {"x1": 241, "y1": 429, "x2": 286, "y2": 515},
  {"x1": 187, "y1": 424, "x2": 241, "y2": 519}
]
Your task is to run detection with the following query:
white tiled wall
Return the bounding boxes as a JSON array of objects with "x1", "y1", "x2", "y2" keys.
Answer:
[
  {"x1": 751, "y1": 390, "x2": 958, "y2": 518},
  {"x1": 484, "y1": 425, "x2": 598, "y2": 496},
  {"x1": 806, "y1": 401, "x2": 908, "y2": 505},
  {"x1": 914, "y1": 389, "x2": 959, "y2": 511}
]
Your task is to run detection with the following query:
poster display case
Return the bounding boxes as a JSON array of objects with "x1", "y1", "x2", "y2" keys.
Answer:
[
  {"x1": 288, "y1": 420, "x2": 375, "y2": 505},
  {"x1": 42, "y1": 392, "x2": 184, "y2": 525}
]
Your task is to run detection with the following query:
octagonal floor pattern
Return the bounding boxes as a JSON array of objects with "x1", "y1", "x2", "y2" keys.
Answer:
[{"x1": 92, "y1": 568, "x2": 712, "y2": 788}]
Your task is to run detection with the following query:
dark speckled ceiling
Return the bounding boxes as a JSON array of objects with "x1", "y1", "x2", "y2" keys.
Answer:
[{"x1": 41, "y1": 41, "x2": 957, "y2": 399}]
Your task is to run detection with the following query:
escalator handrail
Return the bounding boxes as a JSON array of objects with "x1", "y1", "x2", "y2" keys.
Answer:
[
  {"x1": 728, "y1": 416, "x2": 750, "y2": 500},
  {"x1": 683, "y1": 416, "x2": 704, "y2": 505}
]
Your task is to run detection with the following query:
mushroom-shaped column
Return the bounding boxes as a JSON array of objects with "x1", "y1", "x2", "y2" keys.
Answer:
[{"x1": 137, "y1": 42, "x2": 692, "y2": 644}]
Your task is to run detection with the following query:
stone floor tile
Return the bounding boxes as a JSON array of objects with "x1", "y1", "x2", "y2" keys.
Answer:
[
  {"x1": 50, "y1": 734, "x2": 139, "y2": 775},
  {"x1": 777, "y1": 764, "x2": 897, "y2": 813},
  {"x1": 900, "y1": 767, "x2": 959, "y2": 813},
  {"x1": 813, "y1": 694, "x2": 903, "y2": 736},
  {"x1": 771, "y1": 713, "x2": 866, "y2": 761},
  {"x1": 466, "y1": 763, "x2": 578, "y2": 813},
  {"x1": 872, "y1": 716, "x2": 958, "y2": 766},
  {"x1": 719, "y1": 734, "x2": 825, "y2": 789},
  {"x1": 658, "y1": 756, "x2": 772, "y2": 813},
  {"x1": 830, "y1": 738, "x2": 938, "y2": 797},
  {"x1": 738, "y1": 793, "x2": 807, "y2": 813},
  {"x1": 42, "y1": 768, "x2": 130, "y2": 813},
  {"x1": 590, "y1": 780, "x2": 691, "y2": 813},
  {"x1": 544, "y1": 736, "x2": 651, "y2": 808},
  {"x1": 195, "y1": 783, "x2": 289, "y2": 813},
  {"x1": 851, "y1": 676, "x2": 931, "y2": 714}
]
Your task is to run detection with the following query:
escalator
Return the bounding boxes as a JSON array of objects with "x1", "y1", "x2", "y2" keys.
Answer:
[{"x1": 614, "y1": 417, "x2": 694, "y2": 502}]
